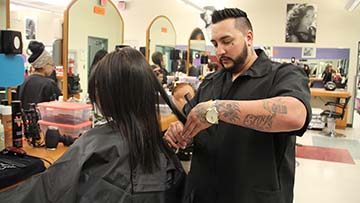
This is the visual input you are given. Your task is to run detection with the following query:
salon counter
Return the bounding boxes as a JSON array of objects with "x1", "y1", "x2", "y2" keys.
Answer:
[
  {"x1": 310, "y1": 88, "x2": 351, "y2": 129},
  {"x1": 310, "y1": 88, "x2": 350, "y2": 98}
]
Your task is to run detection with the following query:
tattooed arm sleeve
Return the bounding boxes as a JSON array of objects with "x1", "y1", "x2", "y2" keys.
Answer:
[{"x1": 215, "y1": 96, "x2": 307, "y2": 132}]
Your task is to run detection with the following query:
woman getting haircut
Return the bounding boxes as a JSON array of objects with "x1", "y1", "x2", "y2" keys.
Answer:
[
  {"x1": 19, "y1": 41, "x2": 61, "y2": 110},
  {"x1": 0, "y1": 48, "x2": 185, "y2": 202}
]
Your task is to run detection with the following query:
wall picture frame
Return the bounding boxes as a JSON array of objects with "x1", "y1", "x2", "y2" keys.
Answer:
[
  {"x1": 302, "y1": 47, "x2": 316, "y2": 58},
  {"x1": 25, "y1": 16, "x2": 36, "y2": 40}
]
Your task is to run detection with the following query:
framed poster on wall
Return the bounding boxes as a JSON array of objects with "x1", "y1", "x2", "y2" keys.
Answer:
[
  {"x1": 25, "y1": 17, "x2": 36, "y2": 40},
  {"x1": 285, "y1": 3, "x2": 317, "y2": 43}
]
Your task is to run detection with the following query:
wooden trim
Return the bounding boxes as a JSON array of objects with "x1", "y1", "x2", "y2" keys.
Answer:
[
  {"x1": 310, "y1": 88, "x2": 351, "y2": 98},
  {"x1": 7, "y1": 88, "x2": 12, "y2": 104},
  {"x1": 186, "y1": 37, "x2": 190, "y2": 75},
  {"x1": 145, "y1": 15, "x2": 176, "y2": 62},
  {"x1": 62, "y1": 1, "x2": 79, "y2": 100},
  {"x1": 6, "y1": 0, "x2": 10, "y2": 28},
  {"x1": 109, "y1": 0, "x2": 124, "y2": 44}
]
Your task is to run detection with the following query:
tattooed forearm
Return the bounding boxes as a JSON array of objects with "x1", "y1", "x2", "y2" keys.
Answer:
[
  {"x1": 272, "y1": 103, "x2": 287, "y2": 114},
  {"x1": 195, "y1": 106, "x2": 207, "y2": 123},
  {"x1": 217, "y1": 102, "x2": 241, "y2": 122},
  {"x1": 263, "y1": 100, "x2": 287, "y2": 115},
  {"x1": 243, "y1": 114, "x2": 273, "y2": 130}
]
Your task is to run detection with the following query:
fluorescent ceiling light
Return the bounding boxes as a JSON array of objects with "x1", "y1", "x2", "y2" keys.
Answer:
[
  {"x1": 345, "y1": 0, "x2": 360, "y2": 11},
  {"x1": 179, "y1": 0, "x2": 224, "y2": 12}
]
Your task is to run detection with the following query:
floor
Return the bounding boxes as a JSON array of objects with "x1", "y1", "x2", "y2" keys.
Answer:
[
  {"x1": 294, "y1": 111, "x2": 360, "y2": 203},
  {"x1": 181, "y1": 111, "x2": 360, "y2": 203}
]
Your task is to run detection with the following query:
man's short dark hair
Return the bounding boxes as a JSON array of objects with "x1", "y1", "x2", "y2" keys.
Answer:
[{"x1": 211, "y1": 8, "x2": 253, "y2": 33}]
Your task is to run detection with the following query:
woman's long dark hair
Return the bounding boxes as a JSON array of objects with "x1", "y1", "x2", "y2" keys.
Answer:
[{"x1": 88, "y1": 47, "x2": 185, "y2": 173}]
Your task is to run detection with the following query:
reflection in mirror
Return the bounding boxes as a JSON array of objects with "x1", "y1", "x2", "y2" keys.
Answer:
[
  {"x1": 187, "y1": 28, "x2": 206, "y2": 76},
  {"x1": 270, "y1": 46, "x2": 350, "y2": 89},
  {"x1": 9, "y1": 1, "x2": 64, "y2": 91},
  {"x1": 146, "y1": 15, "x2": 176, "y2": 75},
  {"x1": 64, "y1": 0, "x2": 124, "y2": 99}
]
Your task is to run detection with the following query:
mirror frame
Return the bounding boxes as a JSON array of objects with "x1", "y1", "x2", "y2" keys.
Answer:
[
  {"x1": 187, "y1": 28, "x2": 205, "y2": 75},
  {"x1": 62, "y1": 0, "x2": 124, "y2": 99},
  {"x1": 145, "y1": 15, "x2": 176, "y2": 62},
  {"x1": 6, "y1": 0, "x2": 10, "y2": 28}
]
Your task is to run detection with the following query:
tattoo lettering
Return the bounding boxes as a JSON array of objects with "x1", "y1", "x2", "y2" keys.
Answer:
[
  {"x1": 217, "y1": 102, "x2": 241, "y2": 122},
  {"x1": 243, "y1": 114, "x2": 273, "y2": 130},
  {"x1": 263, "y1": 100, "x2": 287, "y2": 115}
]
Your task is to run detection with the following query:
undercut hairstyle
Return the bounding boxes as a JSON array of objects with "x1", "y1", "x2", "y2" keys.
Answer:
[
  {"x1": 88, "y1": 47, "x2": 169, "y2": 173},
  {"x1": 211, "y1": 8, "x2": 253, "y2": 34}
]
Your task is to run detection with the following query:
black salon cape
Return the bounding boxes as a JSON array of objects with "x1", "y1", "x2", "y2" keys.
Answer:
[{"x1": 0, "y1": 123, "x2": 185, "y2": 203}]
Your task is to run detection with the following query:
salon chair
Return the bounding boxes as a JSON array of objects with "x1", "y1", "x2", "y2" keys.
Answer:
[{"x1": 320, "y1": 96, "x2": 351, "y2": 137}]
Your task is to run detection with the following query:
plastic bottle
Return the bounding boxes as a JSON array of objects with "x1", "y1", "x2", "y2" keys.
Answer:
[
  {"x1": 0, "y1": 104, "x2": 4, "y2": 150},
  {"x1": 11, "y1": 101, "x2": 23, "y2": 148},
  {"x1": 0, "y1": 122, "x2": 4, "y2": 151},
  {"x1": 2, "y1": 105, "x2": 12, "y2": 148}
]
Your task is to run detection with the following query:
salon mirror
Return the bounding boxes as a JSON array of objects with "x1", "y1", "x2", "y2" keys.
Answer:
[
  {"x1": 146, "y1": 15, "x2": 176, "y2": 73},
  {"x1": 269, "y1": 46, "x2": 350, "y2": 88},
  {"x1": 64, "y1": 0, "x2": 124, "y2": 99},
  {"x1": 187, "y1": 28, "x2": 206, "y2": 76}
]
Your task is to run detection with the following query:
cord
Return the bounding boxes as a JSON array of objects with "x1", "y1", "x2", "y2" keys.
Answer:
[{"x1": 40, "y1": 157, "x2": 53, "y2": 166}]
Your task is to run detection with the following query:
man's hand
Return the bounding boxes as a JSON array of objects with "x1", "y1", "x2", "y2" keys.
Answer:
[
  {"x1": 163, "y1": 121, "x2": 186, "y2": 149},
  {"x1": 182, "y1": 101, "x2": 213, "y2": 140}
]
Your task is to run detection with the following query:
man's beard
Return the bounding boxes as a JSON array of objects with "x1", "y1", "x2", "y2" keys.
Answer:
[{"x1": 220, "y1": 44, "x2": 248, "y2": 74}]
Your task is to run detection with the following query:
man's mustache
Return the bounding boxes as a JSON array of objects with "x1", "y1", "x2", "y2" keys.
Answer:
[{"x1": 219, "y1": 56, "x2": 233, "y2": 62}]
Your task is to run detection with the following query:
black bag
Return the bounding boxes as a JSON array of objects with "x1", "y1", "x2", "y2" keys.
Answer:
[{"x1": 0, "y1": 151, "x2": 45, "y2": 189}]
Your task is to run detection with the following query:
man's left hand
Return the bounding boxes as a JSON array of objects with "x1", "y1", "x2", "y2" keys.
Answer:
[{"x1": 182, "y1": 101, "x2": 213, "y2": 140}]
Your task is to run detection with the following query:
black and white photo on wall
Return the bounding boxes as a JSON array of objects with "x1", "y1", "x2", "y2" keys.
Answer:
[
  {"x1": 200, "y1": 6, "x2": 215, "y2": 40},
  {"x1": 25, "y1": 17, "x2": 36, "y2": 40},
  {"x1": 285, "y1": 3, "x2": 317, "y2": 43}
]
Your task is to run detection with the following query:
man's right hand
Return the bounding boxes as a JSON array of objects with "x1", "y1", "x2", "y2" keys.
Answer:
[{"x1": 163, "y1": 121, "x2": 187, "y2": 149}]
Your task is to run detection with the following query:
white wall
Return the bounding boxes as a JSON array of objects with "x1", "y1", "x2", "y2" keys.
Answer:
[{"x1": 0, "y1": 0, "x2": 6, "y2": 29}]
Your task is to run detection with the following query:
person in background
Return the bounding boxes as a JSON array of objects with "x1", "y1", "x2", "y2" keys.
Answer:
[
  {"x1": 322, "y1": 64, "x2": 333, "y2": 83},
  {"x1": 164, "y1": 8, "x2": 311, "y2": 203},
  {"x1": 151, "y1": 64, "x2": 165, "y2": 85},
  {"x1": 286, "y1": 4, "x2": 316, "y2": 43},
  {"x1": 177, "y1": 59, "x2": 187, "y2": 74},
  {"x1": 90, "y1": 49, "x2": 108, "y2": 76},
  {"x1": 205, "y1": 62, "x2": 219, "y2": 76},
  {"x1": 0, "y1": 48, "x2": 185, "y2": 202},
  {"x1": 89, "y1": 49, "x2": 108, "y2": 125},
  {"x1": 303, "y1": 64, "x2": 310, "y2": 77},
  {"x1": 152, "y1": 51, "x2": 169, "y2": 85},
  {"x1": 19, "y1": 41, "x2": 61, "y2": 110}
]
